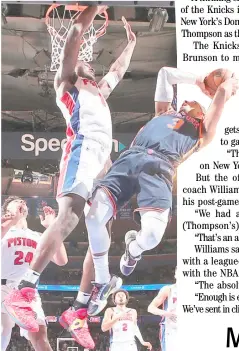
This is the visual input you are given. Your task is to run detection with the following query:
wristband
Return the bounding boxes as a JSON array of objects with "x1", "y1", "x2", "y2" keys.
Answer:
[{"x1": 102, "y1": 71, "x2": 120, "y2": 91}]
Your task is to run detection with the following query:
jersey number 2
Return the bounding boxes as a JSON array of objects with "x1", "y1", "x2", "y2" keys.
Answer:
[
  {"x1": 14, "y1": 251, "x2": 33, "y2": 265},
  {"x1": 122, "y1": 323, "x2": 128, "y2": 331}
]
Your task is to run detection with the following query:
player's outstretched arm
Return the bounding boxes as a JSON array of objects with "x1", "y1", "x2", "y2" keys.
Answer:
[
  {"x1": 98, "y1": 17, "x2": 136, "y2": 100},
  {"x1": 148, "y1": 285, "x2": 172, "y2": 317},
  {"x1": 54, "y1": 6, "x2": 106, "y2": 90},
  {"x1": 154, "y1": 67, "x2": 208, "y2": 116},
  {"x1": 200, "y1": 77, "x2": 238, "y2": 148}
]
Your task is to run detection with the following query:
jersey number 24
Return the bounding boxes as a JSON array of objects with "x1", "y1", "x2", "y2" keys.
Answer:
[{"x1": 14, "y1": 251, "x2": 33, "y2": 265}]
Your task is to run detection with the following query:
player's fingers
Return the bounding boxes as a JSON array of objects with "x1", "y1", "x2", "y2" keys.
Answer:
[
  {"x1": 43, "y1": 206, "x2": 51, "y2": 213},
  {"x1": 122, "y1": 16, "x2": 127, "y2": 26},
  {"x1": 122, "y1": 16, "x2": 131, "y2": 32},
  {"x1": 1, "y1": 214, "x2": 13, "y2": 222}
]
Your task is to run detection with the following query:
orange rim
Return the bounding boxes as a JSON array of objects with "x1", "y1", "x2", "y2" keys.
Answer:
[{"x1": 45, "y1": 4, "x2": 109, "y2": 38}]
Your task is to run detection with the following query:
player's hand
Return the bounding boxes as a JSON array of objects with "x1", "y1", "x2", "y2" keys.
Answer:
[
  {"x1": 115, "y1": 310, "x2": 129, "y2": 321},
  {"x1": 39, "y1": 206, "x2": 56, "y2": 228},
  {"x1": 142, "y1": 341, "x2": 152, "y2": 350},
  {"x1": 1, "y1": 213, "x2": 16, "y2": 224},
  {"x1": 196, "y1": 75, "x2": 212, "y2": 98},
  {"x1": 219, "y1": 75, "x2": 239, "y2": 101},
  {"x1": 96, "y1": 5, "x2": 109, "y2": 15},
  {"x1": 122, "y1": 16, "x2": 136, "y2": 42},
  {"x1": 165, "y1": 311, "x2": 177, "y2": 323}
]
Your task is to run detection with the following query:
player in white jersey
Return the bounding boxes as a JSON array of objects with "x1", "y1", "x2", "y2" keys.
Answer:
[
  {"x1": 148, "y1": 268, "x2": 177, "y2": 351},
  {"x1": 1, "y1": 196, "x2": 67, "y2": 351},
  {"x1": 102, "y1": 290, "x2": 152, "y2": 351},
  {"x1": 4, "y1": 5, "x2": 137, "y2": 349}
]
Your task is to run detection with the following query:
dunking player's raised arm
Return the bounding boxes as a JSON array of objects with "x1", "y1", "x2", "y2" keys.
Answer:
[
  {"x1": 154, "y1": 67, "x2": 209, "y2": 116},
  {"x1": 200, "y1": 77, "x2": 238, "y2": 148},
  {"x1": 54, "y1": 5, "x2": 107, "y2": 90},
  {"x1": 98, "y1": 17, "x2": 136, "y2": 100}
]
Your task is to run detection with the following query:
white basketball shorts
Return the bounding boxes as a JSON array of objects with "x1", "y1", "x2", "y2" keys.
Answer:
[
  {"x1": 57, "y1": 137, "x2": 111, "y2": 200},
  {"x1": 160, "y1": 324, "x2": 177, "y2": 351}
]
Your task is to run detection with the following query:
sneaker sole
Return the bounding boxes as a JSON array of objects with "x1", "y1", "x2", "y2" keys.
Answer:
[
  {"x1": 120, "y1": 255, "x2": 137, "y2": 276},
  {"x1": 88, "y1": 278, "x2": 123, "y2": 317},
  {"x1": 110, "y1": 277, "x2": 123, "y2": 296},
  {"x1": 3, "y1": 302, "x2": 39, "y2": 332},
  {"x1": 120, "y1": 231, "x2": 138, "y2": 276}
]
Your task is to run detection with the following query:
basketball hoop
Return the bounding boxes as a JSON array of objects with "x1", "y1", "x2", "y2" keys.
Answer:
[{"x1": 45, "y1": 4, "x2": 108, "y2": 71}]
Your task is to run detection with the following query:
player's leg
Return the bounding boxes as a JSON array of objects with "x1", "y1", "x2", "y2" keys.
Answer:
[
  {"x1": 85, "y1": 188, "x2": 122, "y2": 316},
  {"x1": 28, "y1": 325, "x2": 52, "y2": 351},
  {"x1": 74, "y1": 158, "x2": 114, "y2": 309},
  {"x1": 120, "y1": 171, "x2": 172, "y2": 276},
  {"x1": 1, "y1": 286, "x2": 15, "y2": 351},
  {"x1": 59, "y1": 246, "x2": 96, "y2": 349},
  {"x1": 21, "y1": 292, "x2": 52, "y2": 350},
  {"x1": 60, "y1": 219, "x2": 113, "y2": 349},
  {"x1": 74, "y1": 218, "x2": 113, "y2": 309},
  {"x1": 1, "y1": 313, "x2": 14, "y2": 351},
  {"x1": 86, "y1": 153, "x2": 136, "y2": 316}
]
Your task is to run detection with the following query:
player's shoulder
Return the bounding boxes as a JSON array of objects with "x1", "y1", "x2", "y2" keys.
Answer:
[
  {"x1": 26, "y1": 228, "x2": 41, "y2": 238},
  {"x1": 158, "y1": 285, "x2": 172, "y2": 296},
  {"x1": 105, "y1": 307, "x2": 114, "y2": 314},
  {"x1": 129, "y1": 308, "x2": 137, "y2": 317}
]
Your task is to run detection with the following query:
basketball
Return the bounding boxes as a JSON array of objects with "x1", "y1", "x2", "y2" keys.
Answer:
[{"x1": 204, "y1": 69, "x2": 233, "y2": 97}]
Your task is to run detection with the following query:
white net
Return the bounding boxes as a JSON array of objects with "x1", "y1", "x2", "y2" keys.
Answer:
[{"x1": 46, "y1": 5, "x2": 107, "y2": 72}]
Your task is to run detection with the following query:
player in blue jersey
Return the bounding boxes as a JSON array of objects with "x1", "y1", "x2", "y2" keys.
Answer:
[{"x1": 84, "y1": 67, "x2": 238, "y2": 316}]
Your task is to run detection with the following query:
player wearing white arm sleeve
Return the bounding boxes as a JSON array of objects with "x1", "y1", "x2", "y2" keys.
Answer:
[
  {"x1": 101, "y1": 290, "x2": 152, "y2": 351},
  {"x1": 154, "y1": 66, "x2": 209, "y2": 116},
  {"x1": 1, "y1": 196, "x2": 67, "y2": 351}
]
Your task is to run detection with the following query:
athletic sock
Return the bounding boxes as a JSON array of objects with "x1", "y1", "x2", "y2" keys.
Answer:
[
  {"x1": 74, "y1": 291, "x2": 91, "y2": 309},
  {"x1": 92, "y1": 253, "x2": 111, "y2": 284},
  {"x1": 18, "y1": 268, "x2": 40, "y2": 289}
]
